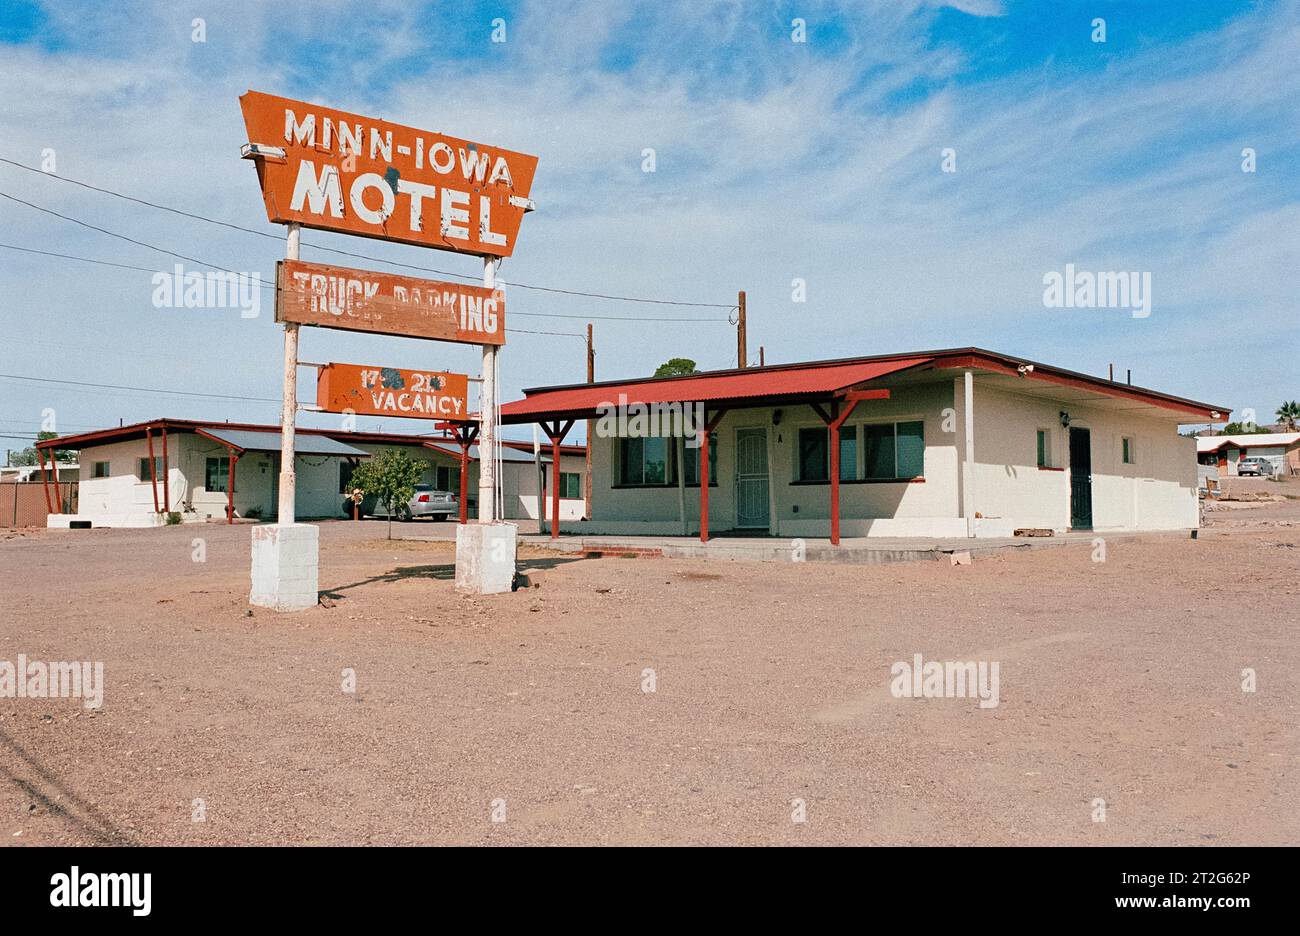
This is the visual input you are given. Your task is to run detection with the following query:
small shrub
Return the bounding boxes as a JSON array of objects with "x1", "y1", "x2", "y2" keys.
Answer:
[{"x1": 165, "y1": 511, "x2": 182, "y2": 525}]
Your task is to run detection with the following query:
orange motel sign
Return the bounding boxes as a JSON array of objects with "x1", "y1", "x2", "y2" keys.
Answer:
[
  {"x1": 239, "y1": 90, "x2": 538, "y2": 258},
  {"x1": 315, "y1": 363, "x2": 469, "y2": 421},
  {"x1": 276, "y1": 258, "x2": 505, "y2": 346}
]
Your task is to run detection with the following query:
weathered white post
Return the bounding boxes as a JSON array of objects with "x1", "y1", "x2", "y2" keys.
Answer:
[
  {"x1": 250, "y1": 221, "x2": 319, "y2": 611},
  {"x1": 454, "y1": 255, "x2": 517, "y2": 594}
]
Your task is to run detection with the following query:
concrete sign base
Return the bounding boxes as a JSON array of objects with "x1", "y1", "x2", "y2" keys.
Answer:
[
  {"x1": 249, "y1": 523, "x2": 319, "y2": 611},
  {"x1": 455, "y1": 522, "x2": 517, "y2": 594}
]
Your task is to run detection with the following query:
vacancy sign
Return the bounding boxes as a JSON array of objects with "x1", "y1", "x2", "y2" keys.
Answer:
[
  {"x1": 317, "y1": 363, "x2": 469, "y2": 420},
  {"x1": 277, "y1": 259, "x2": 505, "y2": 345},
  {"x1": 239, "y1": 91, "x2": 538, "y2": 258}
]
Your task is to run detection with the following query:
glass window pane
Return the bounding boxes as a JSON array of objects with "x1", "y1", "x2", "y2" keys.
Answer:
[
  {"x1": 896, "y1": 421, "x2": 924, "y2": 478},
  {"x1": 643, "y1": 437, "x2": 667, "y2": 484},
  {"x1": 621, "y1": 437, "x2": 643, "y2": 484},
  {"x1": 799, "y1": 428, "x2": 828, "y2": 481},
  {"x1": 839, "y1": 427, "x2": 857, "y2": 480},
  {"x1": 862, "y1": 424, "x2": 894, "y2": 479},
  {"x1": 1037, "y1": 430, "x2": 1047, "y2": 468}
]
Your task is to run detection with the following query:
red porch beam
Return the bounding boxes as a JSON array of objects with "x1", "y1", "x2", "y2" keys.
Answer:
[
  {"x1": 541, "y1": 419, "x2": 575, "y2": 540},
  {"x1": 456, "y1": 425, "x2": 478, "y2": 524},
  {"x1": 145, "y1": 426, "x2": 160, "y2": 514},
  {"x1": 227, "y1": 451, "x2": 238, "y2": 524},
  {"x1": 699, "y1": 408, "x2": 727, "y2": 543},
  {"x1": 37, "y1": 445, "x2": 53, "y2": 514},
  {"x1": 814, "y1": 394, "x2": 877, "y2": 546}
]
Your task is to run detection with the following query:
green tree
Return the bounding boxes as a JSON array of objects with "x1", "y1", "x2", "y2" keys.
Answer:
[
  {"x1": 1222, "y1": 421, "x2": 1271, "y2": 435},
  {"x1": 8, "y1": 431, "x2": 72, "y2": 467},
  {"x1": 654, "y1": 357, "x2": 698, "y2": 378},
  {"x1": 349, "y1": 449, "x2": 423, "y2": 540},
  {"x1": 1275, "y1": 400, "x2": 1300, "y2": 432}
]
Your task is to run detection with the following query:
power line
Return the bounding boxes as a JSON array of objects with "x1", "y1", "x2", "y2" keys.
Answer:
[
  {"x1": 0, "y1": 372, "x2": 282, "y2": 403},
  {"x1": 0, "y1": 237, "x2": 725, "y2": 322},
  {"x1": 0, "y1": 156, "x2": 737, "y2": 313}
]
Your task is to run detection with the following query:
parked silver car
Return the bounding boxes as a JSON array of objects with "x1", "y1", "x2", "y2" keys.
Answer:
[
  {"x1": 344, "y1": 484, "x2": 458, "y2": 521},
  {"x1": 1237, "y1": 457, "x2": 1273, "y2": 477}
]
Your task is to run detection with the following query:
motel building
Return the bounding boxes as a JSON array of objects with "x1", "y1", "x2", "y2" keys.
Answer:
[
  {"x1": 36, "y1": 418, "x2": 585, "y2": 528},
  {"x1": 1196, "y1": 432, "x2": 1300, "y2": 477},
  {"x1": 501, "y1": 347, "x2": 1229, "y2": 543}
]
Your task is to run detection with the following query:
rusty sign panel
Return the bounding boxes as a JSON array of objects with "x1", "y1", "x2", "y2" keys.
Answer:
[
  {"x1": 239, "y1": 90, "x2": 538, "y2": 258},
  {"x1": 316, "y1": 363, "x2": 470, "y2": 421},
  {"x1": 276, "y1": 259, "x2": 505, "y2": 345}
]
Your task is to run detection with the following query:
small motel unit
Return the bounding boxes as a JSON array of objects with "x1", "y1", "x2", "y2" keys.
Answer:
[
  {"x1": 1196, "y1": 432, "x2": 1300, "y2": 476},
  {"x1": 36, "y1": 418, "x2": 585, "y2": 528},
  {"x1": 502, "y1": 347, "x2": 1229, "y2": 542}
]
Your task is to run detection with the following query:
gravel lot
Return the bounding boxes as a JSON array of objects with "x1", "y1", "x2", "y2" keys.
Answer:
[{"x1": 1, "y1": 504, "x2": 1297, "y2": 846}]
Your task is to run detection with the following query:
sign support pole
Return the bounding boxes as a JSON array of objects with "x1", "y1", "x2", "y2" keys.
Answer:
[
  {"x1": 250, "y1": 219, "x2": 318, "y2": 612},
  {"x1": 479, "y1": 256, "x2": 498, "y2": 523},
  {"x1": 278, "y1": 222, "x2": 301, "y2": 523}
]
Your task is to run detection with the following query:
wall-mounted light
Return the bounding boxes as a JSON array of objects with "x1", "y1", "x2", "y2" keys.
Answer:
[
  {"x1": 1059, "y1": 411, "x2": 1071, "y2": 428},
  {"x1": 1017, "y1": 363, "x2": 1035, "y2": 377},
  {"x1": 772, "y1": 409, "x2": 783, "y2": 426}
]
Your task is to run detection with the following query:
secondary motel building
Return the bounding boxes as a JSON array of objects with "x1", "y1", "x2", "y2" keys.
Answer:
[
  {"x1": 501, "y1": 347, "x2": 1229, "y2": 542},
  {"x1": 35, "y1": 418, "x2": 585, "y2": 528}
]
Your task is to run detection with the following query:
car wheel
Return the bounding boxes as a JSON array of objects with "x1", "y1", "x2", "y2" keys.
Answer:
[{"x1": 398, "y1": 505, "x2": 412, "y2": 522}]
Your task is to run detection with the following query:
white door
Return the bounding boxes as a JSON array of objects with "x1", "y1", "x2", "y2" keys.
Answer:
[{"x1": 735, "y1": 427, "x2": 770, "y2": 529}]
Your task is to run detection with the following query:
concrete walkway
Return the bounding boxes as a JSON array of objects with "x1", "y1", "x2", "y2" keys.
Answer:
[{"x1": 515, "y1": 528, "x2": 1193, "y2": 563}]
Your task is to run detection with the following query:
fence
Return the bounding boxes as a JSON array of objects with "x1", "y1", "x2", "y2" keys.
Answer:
[{"x1": 0, "y1": 481, "x2": 78, "y2": 528}]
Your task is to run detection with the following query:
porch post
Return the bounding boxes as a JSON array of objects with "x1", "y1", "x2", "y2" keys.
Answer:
[
  {"x1": 458, "y1": 432, "x2": 471, "y2": 525},
  {"x1": 829, "y1": 401, "x2": 841, "y2": 546},
  {"x1": 160, "y1": 426, "x2": 170, "y2": 512},
  {"x1": 37, "y1": 445, "x2": 53, "y2": 513},
  {"x1": 698, "y1": 408, "x2": 727, "y2": 543},
  {"x1": 146, "y1": 426, "x2": 160, "y2": 514},
  {"x1": 543, "y1": 420, "x2": 574, "y2": 541},
  {"x1": 227, "y1": 451, "x2": 237, "y2": 525},
  {"x1": 963, "y1": 370, "x2": 976, "y2": 537},
  {"x1": 699, "y1": 425, "x2": 711, "y2": 543}
]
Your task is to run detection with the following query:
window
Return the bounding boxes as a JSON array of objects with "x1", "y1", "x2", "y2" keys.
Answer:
[
  {"x1": 681, "y1": 435, "x2": 718, "y2": 485},
  {"x1": 138, "y1": 456, "x2": 165, "y2": 480},
  {"x1": 798, "y1": 427, "x2": 828, "y2": 481},
  {"x1": 1036, "y1": 429, "x2": 1051, "y2": 468},
  {"x1": 339, "y1": 461, "x2": 356, "y2": 494},
  {"x1": 92, "y1": 461, "x2": 110, "y2": 478},
  {"x1": 205, "y1": 456, "x2": 234, "y2": 493},
  {"x1": 797, "y1": 427, "x2": 857, "y2": 481},
  {"x1": 862, "y1": 420, "x2": 924, "y2": 480},
  {"x1": 560, "y1": 472, "x2": 582, "y2": 499},
  {"x1": 435, "y1": 465, "x2": 461, "y2": 492},
  {"x1": 1122, "y1": 436, "x2": 1136, "y2": 465},
  {"x1": 618, "y1": 436, "x2": 669, "y2": 485}
]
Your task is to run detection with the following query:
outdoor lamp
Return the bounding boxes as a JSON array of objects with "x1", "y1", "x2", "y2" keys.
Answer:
[{"x1": 1060, "y1": 411, "x2": 1071, "y2": 428}]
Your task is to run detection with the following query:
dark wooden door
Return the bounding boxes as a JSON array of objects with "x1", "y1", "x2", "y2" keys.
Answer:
[{"x1": 1069, "y1": 427, "x2": 1093, "y2": 529}]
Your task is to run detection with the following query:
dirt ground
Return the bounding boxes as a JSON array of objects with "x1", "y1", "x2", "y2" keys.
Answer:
[{"x1": 1, "y1": 501, "x2": 1297, "y2": 846}]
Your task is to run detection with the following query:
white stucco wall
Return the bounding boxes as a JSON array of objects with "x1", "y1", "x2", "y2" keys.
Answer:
[
  {"x1": 968, "y1": 384, "x2": 1198, "y2": 533},
  {"x1": 562, "y1": 375, "x2": 1199, "y2": 538}
]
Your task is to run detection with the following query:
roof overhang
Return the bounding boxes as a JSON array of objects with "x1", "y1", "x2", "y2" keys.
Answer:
[{"x1": 501, "y1": 347, "x2": 1230, "y2": 426}]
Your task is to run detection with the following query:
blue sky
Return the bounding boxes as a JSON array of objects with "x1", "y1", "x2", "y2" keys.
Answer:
[{"x1": 0, "y1": 0, "x2": 1296, "y2": 448}]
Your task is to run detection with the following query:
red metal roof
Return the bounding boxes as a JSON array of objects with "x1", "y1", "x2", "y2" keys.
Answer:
[{"x1": 502, "y1": 356, "x2": 933, "y2": 421}]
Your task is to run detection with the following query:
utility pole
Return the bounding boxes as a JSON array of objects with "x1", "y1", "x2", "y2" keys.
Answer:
[
  {"x1": 759, "y1": 346, "x2": 765, "y2": 367},
  {"x1": 736, "y1": 290, "x2": 747, "y2": 369},
  {"x1": 586, "y1": 323, "x2": 594, "y2": 520}
]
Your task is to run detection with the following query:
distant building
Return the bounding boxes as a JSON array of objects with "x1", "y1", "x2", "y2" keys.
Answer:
[
  {"x1": 36, "y1": 419, "x2": 584, "y2": 528},
  {"x1": 1196, "y1": 432, "x2": 1300, "y2": 476}
]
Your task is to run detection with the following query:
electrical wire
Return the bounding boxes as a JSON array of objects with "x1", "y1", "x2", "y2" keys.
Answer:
[{"x1": 0, "y1": 156, "x2": 737, "y2": 313}]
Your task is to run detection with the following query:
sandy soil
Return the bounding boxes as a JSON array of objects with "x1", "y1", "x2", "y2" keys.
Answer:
[{"x1": 1, "y1": 504, "x2": 1297, "y2": 846}]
